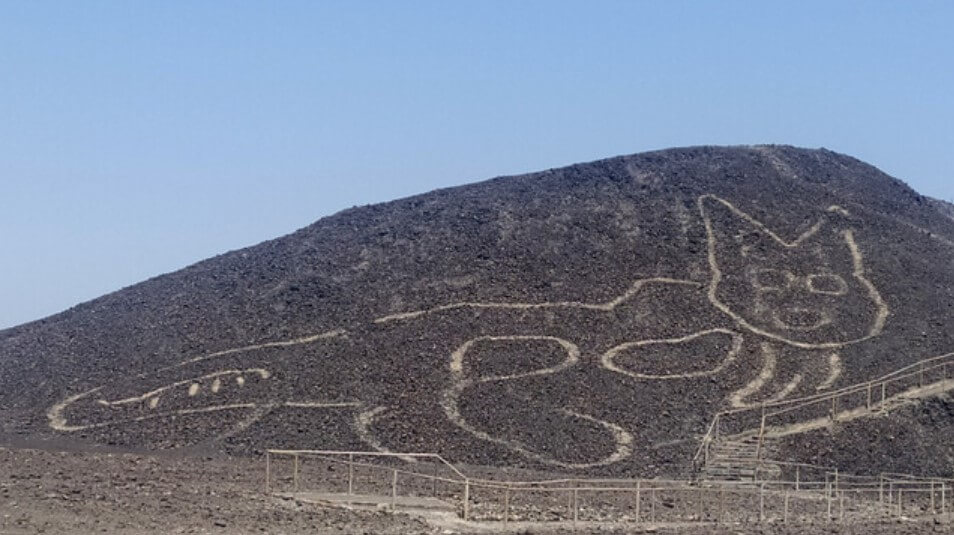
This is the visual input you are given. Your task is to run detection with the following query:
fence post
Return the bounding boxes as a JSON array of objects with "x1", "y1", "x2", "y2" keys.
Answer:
[
  {"x1": 719, "y1": 486, "x2": 725, "y2": 524},
  {"x1": 920, "y1": 363, "x2": 925, "y2": 388},
  {"x1": 795, "y1": 466, "x2": 800, "y2": 491},
  {"x1": 839, "y1": 491, "x2": 845, "y2": 522},
  {"x1": 265, "y1": 451, "x2": 271, "y2": 494},
  {"x1": 293, "y1": 454, "x2": 300, "y2": 492},
  {"x1": 783, "y1": 491, "x2": 789, "y2": 524},
  {"x1": 504, "y1": 487, "x2": 510, "y2": 525},
  {"x1": 462, "y1": 480, "x2": 470, "y2": 521},
  {"x1": 391, "y1": 469, "x2": 398, "y2": 511},
  {"x1": 932, "y1": 481, "x2": 937, "y2": 514},
  {"x1": 888, "y1": 481, "x2": 894, "y2": 515},
  {"x1": 897, "y1": 488, "x2": 902, "y2": 517},
  {"x1": 759, "y1": 483, "x2": 765, "y2": 523},
  {"x1": 826, "y1": 478, "x2": 833, "y2": 521},
  {"x1": 756, "y1": 405, "x2": 767, "y2": 463},
  {"x1": 651, "y1": 487, "x2": 656, "y2": 523},
  {"x1": 866, "y1": 383, "x2": 873, "y2": 410},
  {"x1": 573, "y1": 488, "x2": 579, "y2": 524},
  {"x1": 881, "y1": 382, "x2": 887, "y2": 413},
  {"x1": 347, "y1": 453, "x2": 354, "y2": 497},
  {"x1": 697, "y1": 487, "x2": 704, "y2": 522},
  {"x1": 635, "y1": 480, "x2": 641, "y2": 523},
  {"x1": 879, "y1": 475, "x2": 884, "y2": 506},
  {"x1": 941, "y1": 481, "x2": 947, "y2": 515}
]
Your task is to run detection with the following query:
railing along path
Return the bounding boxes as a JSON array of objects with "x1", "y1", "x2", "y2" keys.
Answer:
[{"x1": 263, "y1": 449, "x2": 954, "y2": 525}]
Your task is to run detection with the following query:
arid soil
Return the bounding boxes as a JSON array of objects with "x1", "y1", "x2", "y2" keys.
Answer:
[
  {"x1": 1, "y1": 444, "x2": 949, "y2": 535},
  {"x1": 0, "y1": 445, "x2": 433, "y2": 535}
]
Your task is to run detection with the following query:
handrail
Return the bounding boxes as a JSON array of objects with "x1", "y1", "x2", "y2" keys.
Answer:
[
  {"x1": 691, "y1": 413, "x2": 720, "y2": 469},
  {"x1": 694, "y1": 351, "x2": 954, "y2": 468},
  {"x1": 267, "y1": 449, "x2": 469, "y2": 481},
  {"x1": 266, "y1": 447, "x2": 954, "y2": 525},
  {"x1": 768, "y1": 359, "x2": 954, "y2": 419},
  {"x1": 723, "y1": 351, "x2": 954, "y2": 417}
]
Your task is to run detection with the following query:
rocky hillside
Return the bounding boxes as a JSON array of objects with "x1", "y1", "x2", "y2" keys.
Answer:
[{"x1": 1, "y1": 145, "x2": 953, "y2": 477}]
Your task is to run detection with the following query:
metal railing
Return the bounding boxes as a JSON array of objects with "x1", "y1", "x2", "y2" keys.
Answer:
[
  {"x1": 264, "y1": 449, "x2": 954, "y2": 525},
  {"x1": 694, "y1": 352, "x2": 954, "y2": 474}
]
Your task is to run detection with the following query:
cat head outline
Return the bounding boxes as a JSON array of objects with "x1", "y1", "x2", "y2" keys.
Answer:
[{"x1": 698, "y1": 194, "x2": 888, "y2": 349}]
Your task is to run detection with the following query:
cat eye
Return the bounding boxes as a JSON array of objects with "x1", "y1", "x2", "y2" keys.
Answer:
[
  {"x1": 806, "y1": 274, "x2": 849, "y2": 295},
  {"x1": 752, "y1": 268, "x2": 793, "y2": 291}
]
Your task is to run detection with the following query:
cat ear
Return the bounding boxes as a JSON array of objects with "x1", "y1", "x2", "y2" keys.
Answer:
[
  {"x1": 801, "y1": 212, "x2": 857, "y2": 267},
  {"x1": 699, "y1": 195, "x2": 777, "y2": 259}
]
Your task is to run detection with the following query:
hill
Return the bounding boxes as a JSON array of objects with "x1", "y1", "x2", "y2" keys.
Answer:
[{"x1": 2, "y1": 145, "x2": 953, "y2": 477}]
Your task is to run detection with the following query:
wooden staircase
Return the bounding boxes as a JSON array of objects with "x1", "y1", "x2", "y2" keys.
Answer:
[{"x1": 701, "y1": 434, "x2": 781, "y2": 482}]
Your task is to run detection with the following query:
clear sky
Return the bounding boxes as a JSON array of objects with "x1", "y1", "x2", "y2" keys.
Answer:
[{"x1": 1, "y1": 1, "x2": 953, "y2": 329}]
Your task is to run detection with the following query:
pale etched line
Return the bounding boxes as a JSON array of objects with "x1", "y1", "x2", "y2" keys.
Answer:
[
  {"x1": 354, "y1": 406, "x2": 418, "y2": 463},
  {"x1": 213, "y1": 403, "x2": 277, "y2": 441},
  {"x1": 374, "y1": 278, "x2": 701, "y2": 324},
  {"x1": 177, "y1": 403, "x2": 258, "y2": 416},
  {"x1": 700, "y1": 194, "x2": 889, "y2": 349},
  {"x1": 816, "y1": 353, "x2": 843, "y2": 391},
  {"x1": 827, "y1": 205, "x2": 851, "y2": 217},
  {"x1": 442, "y1": 335, "x2": 633, "y2": 469},
  {"x1": 771, "y1": 309, "x2": 832, "y2": 332},
  {"x1": 600, "y1": 328, "x2": 744, "y2": 380},
  {"x1": 48, "y1": 396, "x2": 259, "y2": 432},
  {"x1": 158, "y1": 328, "x2": 347, "y2": 372},
  {"x1": 843, "y1": 230, "x2": 890, "y2": 337},
  {"x1": 48, "y1": 389, "x2": 103, "y2": 431},
  {"x1": 762, "y1": 374, "x2": 803, "y2": 405},
  {"x1": 99, "y1": 369, "x2": 270, "y2": 407},
  {"x1": 729, "y1": 343, "x2": 777, "y2": 409},
  {"x1": 442, "y1": 383, "x2": 633, "y2": 470},
  {"x1": 449, "y1": 335, "x2": 580, "y2": 381},
  {"x1": 700, "y1": 194, "x2": 828, "y2": 249},
  {"x1": 50, "y1": 398, "x2": 358, "y2": 433},
  {"x1": 758, "y1": 379, "x2": 954, "y2": 440},
  {"x1": 284, "y1": 401, "x2": 362, "y2": 409}
]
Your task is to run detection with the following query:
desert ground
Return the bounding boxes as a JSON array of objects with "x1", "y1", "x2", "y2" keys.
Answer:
[{"x1": 2, "y1": 443, "x2": 950, "y2": 535}]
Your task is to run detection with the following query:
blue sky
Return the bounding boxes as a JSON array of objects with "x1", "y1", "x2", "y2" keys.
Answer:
[{"x1": 1, "y1": 1, "x2": 953, "y2": 329}]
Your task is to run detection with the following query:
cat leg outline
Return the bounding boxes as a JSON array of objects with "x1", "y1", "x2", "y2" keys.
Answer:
[{"x1": 442, "y1": 335, "x2": 633, "y2": 469}]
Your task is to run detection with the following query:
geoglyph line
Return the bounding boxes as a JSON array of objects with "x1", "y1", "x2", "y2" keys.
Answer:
[
  {"x1": 700, "y1": 194, "x2": 890, "y2": 349},
  {"x1": 763, "y1": 375, "x2": 804, "y2": 405},
  {"x1": 354, "y1": 406, "x2": 419, "y2": 463},
  {"x1": 600, "y1": 328, "x2": 743, "y2": 380},
  {"x1": 99, "y1": 369, "x2": 271, "y2": 407},
  {"x1": 284, "y1": 401, "x2": 362, "y2": 409},
  {"x1": 46, "y1": 193, "x2": 911, "y2": 470},
  {"x1": 374, "y1": 278, "x2": 701, "y2": 324},
  {"x1": 442, "y1": 384, "x2": 634, "y2": 470},
  {"x1": 48, "y1": 398, "x2": 258, "y2": 432},
  {"x1": 160, "y1": 328, "x2": 347, "y2": 372},
  {"x1": 449, "y1": 335, "x2": 580, "y2": 382},
  {"x1": 729, "y1": 343, "x2": 778, "y2": 409},
  {"x1": 816, "y1": 353, "x2": 843, "y2": 391},
  {"x1": 443, "y1": 335, "x2": 633, "y2": 469},
  {"x1": 759, "y1": 378, "x2": 954, "y2": 440}
]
